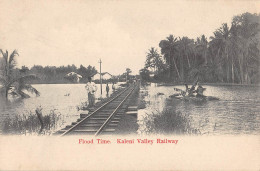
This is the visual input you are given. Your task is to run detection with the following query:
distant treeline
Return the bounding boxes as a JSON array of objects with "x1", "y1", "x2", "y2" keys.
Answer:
[
  {"x1": 140, "y1": 12, "x2": 260, "y2": 84},
  {"x1": 21, "y1": 64, "x2": 98, "y2": 84}
]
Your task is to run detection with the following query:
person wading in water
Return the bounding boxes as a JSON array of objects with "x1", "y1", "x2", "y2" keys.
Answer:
[{"x1": 85, "y1": 76, "x2": 97, "y2": 109}]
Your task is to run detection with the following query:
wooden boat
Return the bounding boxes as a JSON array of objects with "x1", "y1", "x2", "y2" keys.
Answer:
[{"x1": 169, "y1": 94, "x2": 219, "y2": 102}]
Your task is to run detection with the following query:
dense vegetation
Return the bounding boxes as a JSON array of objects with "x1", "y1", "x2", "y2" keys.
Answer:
[
  {"x1": 0, "y1": 49, "x2": 99, "y2": 99},
  {"x1": 20, "y1": 64, "x2": 97, "y2": 84},
  {"x1": 141, "y1": 12, "x2": 260, "y2": 84},
  {"x1": 0, "y1": 50, "x2": 40, "y2": 99},
  {"x1": 1, "y1": 107, "x2": 63, "y2": 135}
]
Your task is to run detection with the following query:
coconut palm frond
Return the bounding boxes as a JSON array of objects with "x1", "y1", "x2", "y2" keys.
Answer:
[
  {"x1": 21, "y1": 84, "x2": 40, "y2": 97},
  {"x1": 10, "y1": 74, "x2": 39, "y2": 85},
  {"x1": 18, "y1": 90, "x2": 30, "y2": 98},
  {"x1": 10, "y1": 90, "x2": 19, "y2": 96},
  {"x1": 0, "y1": 50, "x2": 8, "y2": 66},
  {"x1": 0, "y1": 76, "x2": 7, "y2": 85},
  {"x1": 0, "y1": 49, "x2": 41, "y2": 99},
  {"x1": 9, "y1": 50, "x2": 18, "y2": 70},
  {"x1": 0, "y1": 49, "x2": 4, "y2": 57},
  {"x1": 15, "y1": 79, "x2": 40, "y2": 97},
  {"x1": 0, "y1": 87, "x2": 5, "y2": 96}
]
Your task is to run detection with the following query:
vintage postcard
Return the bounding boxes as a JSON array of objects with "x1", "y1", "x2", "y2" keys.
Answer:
[{"x1": 0, "y1": 0, "x2": 259, "y2": 170}]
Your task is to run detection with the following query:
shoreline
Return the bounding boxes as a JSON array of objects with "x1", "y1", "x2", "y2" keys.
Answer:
[
  {"x1": 156, "y1": 82, "x2": 260, "y2": 87},
  {"x1": 26, "y1": 81, "x2": 260, "y2": 87}
]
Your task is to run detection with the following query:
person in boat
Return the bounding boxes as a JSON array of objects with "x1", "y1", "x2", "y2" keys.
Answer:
[
  {"x1": 85, "y1": 76, "x2": 97, "y2": 108},
  {"x1": 173, "y1": 84, "x2": 193, "y2": 97},
  {"x1": 184, "y1": 84, "x2": 191, "y2": 96},
  {"x1": 185, "y1": 83, "x2": 196, "y2": 97},
  {"x1": 179, "y1": 84, "x2": 189, "y2": 97},
  {"x1": 196, "y1": 82, "x2": 206, "y2": 98}
]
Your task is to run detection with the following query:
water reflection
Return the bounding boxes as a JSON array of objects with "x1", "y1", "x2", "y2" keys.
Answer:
[
  {"x1": 0, "y1": 83, "x2": 116, "y2": 131},
  {"x1": 138, "y1": 83, "x2": 260, "y2": 135}
]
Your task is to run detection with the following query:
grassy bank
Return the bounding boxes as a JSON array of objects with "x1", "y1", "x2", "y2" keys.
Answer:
[
  {"x1": 156, "y1": 82, "x2": 260, "y2": 87},
  {"x1": 140, "y1": 107, "x2": 200, "y2": 135},
  {"x1": 1, "y1": 108, "x2": 64, "y2": 135}
]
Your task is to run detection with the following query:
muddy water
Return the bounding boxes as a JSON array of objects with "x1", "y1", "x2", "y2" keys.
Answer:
[
  {"x1": 138, "y1": 83, "x2": 260, "y2": 135},
  {"x1": 0, "y1": 83, "x2": 116, "y2": 131}
]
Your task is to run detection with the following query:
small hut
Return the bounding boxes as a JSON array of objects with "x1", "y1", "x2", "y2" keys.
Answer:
[
  {"x1": 93, "y1": 72, "x2": 112, "y2": 81},
  {"x1": 65, "y1": 72, "x2": 82, "y2": 83}
]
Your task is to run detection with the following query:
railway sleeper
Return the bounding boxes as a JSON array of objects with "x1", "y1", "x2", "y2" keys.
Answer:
[
  {"x1": 72, "y1": 122, "x2": 78, "y2": 125},
  {"x1": 92, "y1": 115, "x2": 120, "y2": 118},
  {"x1": 79, "y1": 123, "x2": 118, "y2": 128},
  {"x1": 80, "y1": 124, "x2": 102, "y2": 127},
  {"x1": 77, "y1": 118, "x2": 83, "y2": 122},
  {"x1": 94, "y1": 113, "x2": 122, "y2": 117},
  {"x1": 90, "y1": 117, "x2": 121, "y2": 120},
  {"x1": 85, "y1": 120, "x2": 120, "y2": 124},
  {"x1": 99, "y1": 109, "x2": 115, "y2": 112},
  {"x1": 56, "y1": 130, "x2": 66, "y2": 134},
  {"x1": 80, "y1": 114, "x2": 89, "y2": 118},
  {"x1": 73, "y1": 129, "x2": 115, "y2": 133},
  {"x1": 97, "y1": 112, "x2": 115, "y2": 115},
  {"x1": 65, "y1": 125, "x2": 73, "y2": 129},
  {"x1": 101, "y1": 128, "x2": 116, "y2": 134}
]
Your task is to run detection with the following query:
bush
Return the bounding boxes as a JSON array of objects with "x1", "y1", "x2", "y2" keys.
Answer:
[
  {"x1": 140, "y1": 107, "x2": 200, "y2": 135},
  {"x1": 1, "y1": 107, "x2": 64, "y2": 135}
]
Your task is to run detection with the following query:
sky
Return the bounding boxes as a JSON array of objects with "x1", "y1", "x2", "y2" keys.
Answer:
[{"x1": 0, "y1": 0, "x2": 259, "y2": 75}]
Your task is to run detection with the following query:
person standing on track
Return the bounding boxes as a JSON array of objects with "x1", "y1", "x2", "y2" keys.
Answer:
[
  {"x1": 106, "y1": 83, "x2": 110, "y2": 97},
  {"x1": 112, "y1": 82, "x2": 115, "y2": 92},
  {"x1": 85, "y1": 76, "x2": 97, "y2": 109}
]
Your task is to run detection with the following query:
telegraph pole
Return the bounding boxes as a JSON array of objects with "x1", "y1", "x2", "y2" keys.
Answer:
[{"x1": 98, "y1": 59, "x2": 102, "y2": 95}]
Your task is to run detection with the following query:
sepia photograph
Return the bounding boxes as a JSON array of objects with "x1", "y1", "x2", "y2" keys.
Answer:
[{"x1": 0, "y1": 0, "x2": 259, "y2": 170}]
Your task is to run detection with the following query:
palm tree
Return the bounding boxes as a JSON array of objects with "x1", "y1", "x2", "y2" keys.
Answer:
[
  {"x1": 196, "y1": 35, "x2": 208, "y2": 65},
  {"x1": 178, "y1": 37, "x2": 196, "y2": 81},
  {"x1": 0, "y1": 49, "x2": 40, "y2": 99},
  {"x1": 125, "y1": 68, "x2": 132, "y2": 81},
  {"x1": 209, "y1": 24, "x2": 232, "y2": 82},
  {"x1": 145, "y1": 47, "x2": 164, "y2": 74},
  {"x1": 231, "y1": 13, "x2": 260, "y2": 84},
  {"x1": 179, "y1": 37, "x2": 194, "y2": 68},
  {"x1": 159, "y1": 35, "x2": 181, "y2": 80}
]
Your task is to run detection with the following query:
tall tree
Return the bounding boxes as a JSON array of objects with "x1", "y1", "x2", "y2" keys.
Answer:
[
  {"x1": 145, "y1": 47, "x2": 164, "y2": 74},
  {"x1": 0, "y1": 50, "x2": 40, "y2": 99},
  {"x1": 196, "y1": 35, "x2": 208, "y2": 65},
  {"x1": 178, "y1": 37, "x2": 195, "y2": 81},
  {"x1": 231, "y1": 12, "x2": 260, "y2": 84},
  {"x1": 159, "y1": 35, "x2": 181, "y2": 80},
  {"x1": 210, "y1": 24, "x2": 232, "y2": 82}
]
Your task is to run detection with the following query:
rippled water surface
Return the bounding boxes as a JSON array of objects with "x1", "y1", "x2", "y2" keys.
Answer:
[
  {"x1": 138, "y1": 83, "x2": 260, "y2": 135},
  {"x1": 0, "y1": 84, "x2": 115, "y2": 130},
  {"x1": 1, "y1": 83, "x2": 259, "y2": 135}
]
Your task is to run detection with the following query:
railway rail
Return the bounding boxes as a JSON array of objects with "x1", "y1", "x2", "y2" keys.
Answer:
[{"x1": 57, "y1": 84, "x2": 137, "y2": 136}]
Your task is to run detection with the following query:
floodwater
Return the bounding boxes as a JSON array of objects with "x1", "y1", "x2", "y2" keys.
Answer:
[
  {"x1": 0, "y1": 83, "x2": 116, "y2": 131},
  {"x1": 138, "y1": 83, "x2": 260, "y2": 135},
  {"x1": 1, "y1": 83, "x2": 259, "y2": 135}
]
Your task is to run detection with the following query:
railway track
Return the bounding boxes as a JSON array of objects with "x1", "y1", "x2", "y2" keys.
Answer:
[{"x1": 57, "y1": 84, "x2": 136, "y2": 136}]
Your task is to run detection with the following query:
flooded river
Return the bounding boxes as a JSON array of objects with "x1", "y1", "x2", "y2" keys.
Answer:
[
  {"x1": 1, "y1": 83, "x2": 259, "y2": 135},
  {"x1": 138, "y1": 83, "x2": 260, "y2": 135},
  {"x1": 0, "y1": 84, "x2": 115, "y2": 130}
]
